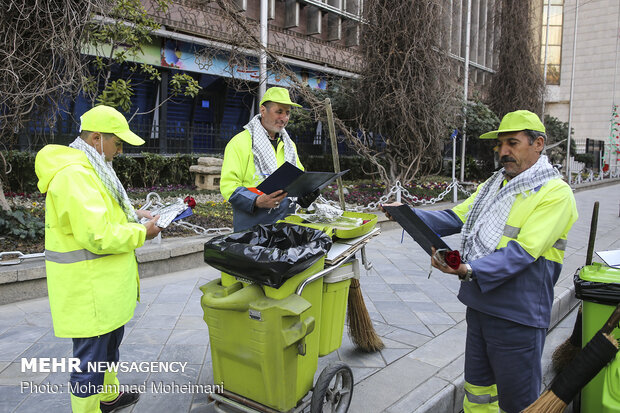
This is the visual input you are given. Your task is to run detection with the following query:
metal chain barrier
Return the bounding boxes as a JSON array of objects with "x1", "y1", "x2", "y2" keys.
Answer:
[
  {"x1": 142, "y1": 192, "x2": 232, "y2": 239},
  {"x1": 568, "y1": 168, "x2": 620, "y2": 185},
  {"x1": 316, "y1": 179, "x2": 472, "y2": 212}
]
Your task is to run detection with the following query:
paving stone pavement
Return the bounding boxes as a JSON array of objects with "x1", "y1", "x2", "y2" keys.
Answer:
[{"x1": 0, "y1": 182, "x2": 618, "y2": 413}]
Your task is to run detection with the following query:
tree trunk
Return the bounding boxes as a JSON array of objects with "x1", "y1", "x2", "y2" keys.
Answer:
[{"x1": 0, "y1": 181, "x2": 11, "y2": 211}]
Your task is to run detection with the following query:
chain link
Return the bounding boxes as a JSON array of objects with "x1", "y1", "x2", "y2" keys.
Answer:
[
  {"x1": 142, "y1": 192, "x2": 232, "y2": 237},
  {"x1": 317, "y1": 180, "x2": 472, "y2": 212}
]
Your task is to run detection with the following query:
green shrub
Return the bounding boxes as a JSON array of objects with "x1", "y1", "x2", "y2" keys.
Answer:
[
  {"x1": 113, "y1": 153, "x2": 199, "y2": 188},
  {"x1": 112, "y1": 155, "x2": 140, "y2": 188},
  {"x1": 0, "y1": 208, "x2": 45, "y2": 240},
  {"x1": 1, "y1": 150, "x2": 38, "y2": 194}
]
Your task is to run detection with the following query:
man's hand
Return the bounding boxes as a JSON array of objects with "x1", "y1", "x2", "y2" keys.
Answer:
[
  {"x1": 255, "y1": 190, "x2": 287, "y2": 209},
  {"x1": 144, "y1": 215, "x2": 162, "y2": 240},
  {"x1": 136, "y1": 209, "x2": 154, "y2": 220},
  {"x1": 430, "y1": 247, "x2": 467, "y2": 277},
  {"x1": 379, "y1": 202, "x2": 403, "y2": 220}
]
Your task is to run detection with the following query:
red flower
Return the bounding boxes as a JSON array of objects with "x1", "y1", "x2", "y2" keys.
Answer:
[
  {"x1": 184, "y1": 196, "x2": 197, "y2": 209},
  {"x1": 444, "y1": 250, "x2": 461, "y2": 270}
]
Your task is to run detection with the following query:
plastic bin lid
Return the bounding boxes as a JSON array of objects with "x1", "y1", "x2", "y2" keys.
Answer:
[{"x1": 579, "y1": 263, "x2": 620, "y2": 284}]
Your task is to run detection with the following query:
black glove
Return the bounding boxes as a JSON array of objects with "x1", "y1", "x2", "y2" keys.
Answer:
[{"x1": 297, "y1": 189, "x2": 320, "y2": 208}]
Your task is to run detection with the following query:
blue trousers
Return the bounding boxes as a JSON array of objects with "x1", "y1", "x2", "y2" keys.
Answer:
[
  {"x1": 70, "y1": 326, "x2": 124, "y2": 398},
  {"x1": 464, "y1": 308, "x2": 546, "y2": 413}
]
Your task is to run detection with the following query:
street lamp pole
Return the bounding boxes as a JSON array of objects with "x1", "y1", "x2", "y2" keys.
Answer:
[
  {"x1": 259, "y1": 0, "x2": 268, "y2": 100},
  {"x1": 566, "y1": 0, "x2": 579, "y2": 181},
  {"x1": 460, "y1": 0, "x2": 472, "y2": 183}
]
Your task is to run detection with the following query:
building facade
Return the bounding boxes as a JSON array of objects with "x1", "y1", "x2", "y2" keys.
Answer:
[{"x1": 542, "y1": 0, "x2": 620, "y2": 171}]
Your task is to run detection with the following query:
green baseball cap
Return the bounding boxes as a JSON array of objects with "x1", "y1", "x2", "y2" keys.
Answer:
[
  {"x1": 80, "y1": 105, "x2": 145, "y2": 146},
  {"x1": 479, "y1": 110, "x2": 545, "y2": 139},
  {"x1": 259, "y1": 87, "x2": 302, "y2": 108}
]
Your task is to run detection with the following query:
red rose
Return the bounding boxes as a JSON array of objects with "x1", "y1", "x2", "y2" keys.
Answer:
[
  {"x1": 444, "y1": 250, "x2": 461, "y2": 270},
  {"x1": 184, "y1": 196, "x2": 197, "y2": 209}
]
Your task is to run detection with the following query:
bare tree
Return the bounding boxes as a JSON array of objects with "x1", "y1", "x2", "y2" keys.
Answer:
[
  {"x1": 488, "y1": 0, "x2": 544, "y2": 117},
  {"x1": 0, "y1": 0, "x2": 98, "y2": 210},
  {"x1": 352, "y1": 0, "x2": 459, "y2": 185},
  {"x1": 83, "y1": 0, "x2": 200, "y2": 115},
  {"x1": 161, "y1": 0, "x2": 458, "y2": 188}
]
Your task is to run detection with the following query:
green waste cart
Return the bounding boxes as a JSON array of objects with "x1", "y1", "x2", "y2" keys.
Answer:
[
  {"x1": 201, "y1": 223, "x2": 360, "y2": 413},
  {"x1": 575, "y1": 263, "x2": 620, "y2": 413}
]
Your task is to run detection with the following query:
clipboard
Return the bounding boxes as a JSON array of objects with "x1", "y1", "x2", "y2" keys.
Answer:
[
  {"x1": 256, "y1": 161, "x2": 349, "y2": 198},
  {"x1": 383, "y1": 205, "x2": 452, "y2": 256}
]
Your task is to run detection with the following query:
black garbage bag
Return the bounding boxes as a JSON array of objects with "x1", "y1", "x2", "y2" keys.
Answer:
[
  {"x1": 574, "y1": 267, "x2": 620, "y2": 306},
  {"x1": 204, "y1": 223, "x2": 332, "y2": 288}
]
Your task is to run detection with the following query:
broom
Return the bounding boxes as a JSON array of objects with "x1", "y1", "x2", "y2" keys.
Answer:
[
  {"x1": 523, "y1": 302, "x2": 620, "y2": 413},
  {"x1": 325, "y1": 98, "x2": 384, "y2": 352},
  {"x1": 551, "y1": 201, "x2": 599, "y2": 373}
]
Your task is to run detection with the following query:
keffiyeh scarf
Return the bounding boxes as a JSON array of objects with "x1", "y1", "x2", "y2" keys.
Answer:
[
  {"x1": 460, "y1": 155, "x2": 561, "y2": 262},
  {"x1": 245, "y1": 114, "x2": 297, "y2": 177},
  {"x1": 70, "y1": 137, "x2": 138, "y2": 223}
]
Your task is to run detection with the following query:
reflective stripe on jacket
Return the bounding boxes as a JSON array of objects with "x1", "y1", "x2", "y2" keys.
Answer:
[
  {"x1": 35, "y1": 145, "x2": 146, "y2": 338},
  {"x1": 220, "y1": 129, "x2": 304, "y2": 231},
  {"x1": 453, "y1": 177, "x2": 578, "y2": 328},
  {"x1": 415, "y1": 176, "x2": 578, "y2": 328}
]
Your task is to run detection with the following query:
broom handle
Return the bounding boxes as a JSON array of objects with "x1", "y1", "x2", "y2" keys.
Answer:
[
  {"x1": 325, "y1": 98, "x2": 346, "y2": 211},
  {"x1": 602, "y1": 303, "x2": 620, "y2": 335},
  {"x1": 585, "y1": 201, "x2": 599, "y2": 265}
]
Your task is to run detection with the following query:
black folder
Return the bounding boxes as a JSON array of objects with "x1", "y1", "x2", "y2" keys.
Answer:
[
  {"x1": 256, "y1": 162, "x2": 349, "y2": 198},
  {"x1": 383, "y1": 205, "x2": 451, "y2": 256}
]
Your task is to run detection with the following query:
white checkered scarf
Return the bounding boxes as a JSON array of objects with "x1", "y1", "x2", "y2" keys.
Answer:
[
  {"x1": 244, "y1": 114, "x2": 297, "y2": 176},
  {"x1": 69, "y1": 137, "x2": 138, "y2": 223},
  {"x1": 460, "y1": 155, "x2": 561, "y2": 262}
]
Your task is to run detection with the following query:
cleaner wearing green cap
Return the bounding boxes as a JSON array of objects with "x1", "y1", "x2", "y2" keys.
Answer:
[
  {"x1": 220, "y1": 87, "x2": 318, "y2": 231},
  {"x1": 383, "y1": 110, "x2": 578, "y2": 412},
  {"x1": 34, "y1": 105, "x2": 163, "y2": 413}
]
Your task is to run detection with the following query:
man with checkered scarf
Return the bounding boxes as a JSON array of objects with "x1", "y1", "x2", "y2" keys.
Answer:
[
  {"x1": 35, "y1": 105, "x2": 163, "y2": 413},
  {"x1": 220, "y1": 87, "x2": 318, "y2": 232},
  {"x1": 384, "y1": 110, "x2": 578, "y2": 413}
]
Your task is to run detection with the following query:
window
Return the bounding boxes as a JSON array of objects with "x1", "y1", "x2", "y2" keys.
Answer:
[{"x1": 541, "y1": 0, "x2": 564, "y2": 85}]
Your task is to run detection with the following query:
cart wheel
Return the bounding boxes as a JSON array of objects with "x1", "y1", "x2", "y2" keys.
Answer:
[{"x1": 310, "y1": 362, "x2": 354, "y2": 413}]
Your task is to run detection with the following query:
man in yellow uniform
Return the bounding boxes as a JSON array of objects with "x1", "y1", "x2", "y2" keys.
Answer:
[
  {"x1": 35, "y1": 105, "x2": 162, "y2": 413},
  {"x1": 385, "y1": 110, "x2": 578, "y2": 412},
  {"x1": 220, "y1": 87, "x2": 317, "y2": 231}
]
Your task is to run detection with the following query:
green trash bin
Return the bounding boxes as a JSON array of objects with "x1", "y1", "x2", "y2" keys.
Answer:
[
  {"x1": 201, "y1": 223, "x2": 332, "y2": 411},
  {"x1": 602, "y1": 353, "x2": 620, "y2": 413},
  {"x1": 319, "y1": 258, "x2": 358, "y2": 356},
  {"x1": 575, "y1": 263, "x2": 620, "y2": 413},
  {"x1": 200, "y1": 258, "x2": 324, "y2": 412}
]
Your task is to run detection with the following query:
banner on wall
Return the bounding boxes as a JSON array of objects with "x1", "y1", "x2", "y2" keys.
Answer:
[{"x1": 160, "y1": 39, "x2": 327, "y2": 90}]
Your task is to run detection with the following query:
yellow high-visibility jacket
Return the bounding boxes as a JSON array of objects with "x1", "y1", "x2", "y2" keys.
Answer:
[
  {"x1": 35, "y1": 145, "x2": 146, "y2": 338},
  {"x1": 220, "y1": 129, "x2": 304, "y2": 231}
]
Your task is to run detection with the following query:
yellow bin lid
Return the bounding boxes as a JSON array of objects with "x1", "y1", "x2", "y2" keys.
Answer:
[{"x1": 580, "y1": 263, "x2": 620, "y2": 284}]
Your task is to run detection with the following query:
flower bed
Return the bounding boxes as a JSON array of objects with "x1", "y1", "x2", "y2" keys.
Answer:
[{"x1": 2, "y1": 178, "x2": 455, "y2": 254}]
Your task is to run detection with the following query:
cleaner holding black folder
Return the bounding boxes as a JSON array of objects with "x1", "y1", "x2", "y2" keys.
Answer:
[
  {"x1": 220, "y1": 87, "x2": 318, "y2": 231},
  {"x1": 382, "y1": 110, "x2": 578, "y2": 413}
]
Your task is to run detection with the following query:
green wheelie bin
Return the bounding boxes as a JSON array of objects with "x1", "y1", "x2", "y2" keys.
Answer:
[
  {"x1": 575, "y1": 263, "x2": 620, "y2": 413},
  {"x1": 200, "y1": 223, "x2": 338, "y2": 412}
]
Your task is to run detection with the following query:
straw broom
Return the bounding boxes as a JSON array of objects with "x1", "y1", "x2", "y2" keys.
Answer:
[
  {"x1": 551, "y1": 201, "x2": 599, "y2": 373},
  {"x1": 523, "y1": 302, "x2": 620, "y2": 413},
  {"x1": 325, "y1": 98, "x2": 384, "y2": 352}
]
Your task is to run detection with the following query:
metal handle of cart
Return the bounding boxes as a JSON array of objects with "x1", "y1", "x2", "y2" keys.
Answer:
[{"x1": 295, "y1": 249, "x2": 359, "y2": 296}]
